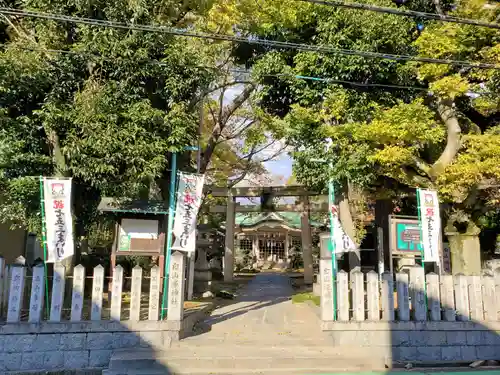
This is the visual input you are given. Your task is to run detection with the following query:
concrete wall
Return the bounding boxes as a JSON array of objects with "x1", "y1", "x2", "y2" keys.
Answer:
[
  {"x1": 0, "y1": 314, "x2": 203, "y2": 372},
  {"x1": 322, "y1": 321, "x2": 500, "y2": 364}
]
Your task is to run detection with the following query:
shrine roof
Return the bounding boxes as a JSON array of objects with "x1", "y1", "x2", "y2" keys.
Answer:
[
  {"x1": 98, "y1": 197, "x2": 169, "y2": 215},
  {"x1": 235, "y1": 212, "x2": 322, "y2": 229}
]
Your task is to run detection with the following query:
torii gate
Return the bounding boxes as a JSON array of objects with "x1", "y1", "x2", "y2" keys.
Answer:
[{"x1": 205, "y1": 185, "x2": 328, "y2": 284}]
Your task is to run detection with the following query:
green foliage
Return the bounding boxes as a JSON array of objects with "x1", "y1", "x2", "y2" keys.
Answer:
[
  {"x1": 0, "y1": 0, "x2": 219, "y2": 240},
  {"x1": 234, "y1": 0, "x2": 500, "y2": 239}
]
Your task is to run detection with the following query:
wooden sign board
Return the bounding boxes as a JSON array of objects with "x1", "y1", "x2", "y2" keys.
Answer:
[
  {"x1": 115, "y1": 218, "x2": 164, "y2": 255},
  {"x1": 389, "y1": 216, "x2": 423, "y2": 256}
]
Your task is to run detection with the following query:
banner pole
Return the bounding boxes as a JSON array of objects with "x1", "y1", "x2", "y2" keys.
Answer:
[
  {"x1": 39, "y1": 176, "x2": 50, "y2": 318},
  {"x1": 160, "y1": 152, "x2": 178, "y2": 320},
  {"x1": 416, "y1": 188, "x2": 428, "y2": 312},
  {"x1": 328, "y1": 177, "x2": 337, "y2": 321}
]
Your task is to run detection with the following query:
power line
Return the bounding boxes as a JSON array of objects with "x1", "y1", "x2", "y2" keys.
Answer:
[
  {"x1": 3, "y1": 43, "x2": 495, "y2": 95},
  {"x1": 0, "y1": 43, "x2": 431, "y2": 91},
  {"x1": 232, "y1": 69, "x2": 428, "y2": 91},
  {"x1": 299, "y1": 0, "x2": 500, "y2": 30},
  {"x1": 3, "y1": 43, "x2": 496, "y2": 96},
  {"x1": 1, "y1": 7, "x2": 499, "y2": 69}
]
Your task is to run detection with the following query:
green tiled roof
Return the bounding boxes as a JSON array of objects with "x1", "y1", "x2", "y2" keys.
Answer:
[{"x1": 235, "y1": 212, "x2": 321, "y2": 229}]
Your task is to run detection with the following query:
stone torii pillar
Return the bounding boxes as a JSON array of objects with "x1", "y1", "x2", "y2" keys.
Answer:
[
  {"x1": 300, "y1": 195, "x2": 314, "y2": 285},
  {"x1": 224, "y1": 192, "x2": 236, "y2": 282}
]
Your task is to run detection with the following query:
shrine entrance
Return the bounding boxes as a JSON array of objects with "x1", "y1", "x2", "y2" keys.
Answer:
[
  {"x1": 207, "y1": 185, "x2": 328, "y2": 284},
  {"x1": 259, "y1": 235, "x2": 286, "y2": 261}
]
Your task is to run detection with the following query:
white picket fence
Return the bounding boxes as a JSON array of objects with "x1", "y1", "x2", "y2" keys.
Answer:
[
  {"x1": 0, "y1": 251, "x2": 187, "y2": 323},
  {"x1": 331, "y1": 268, "x2": 500, "y2": 322}
]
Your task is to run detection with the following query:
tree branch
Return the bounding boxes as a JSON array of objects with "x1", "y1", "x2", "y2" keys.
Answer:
[
  {"x1": 221, "y1": 119, "x2": 256, "y2": 141},
  {"x1": 411, "y1": 155, "x2": 432, "y2": 177},
  {"x1": 199, "y1": 83, "x2": 255, "y2": 173},
  {"x1": 219, "y1": 84, "x2": 255, "y2": 126},
  {"x1": 430, "y1": 98, "x2": 461, "y2": 178}
]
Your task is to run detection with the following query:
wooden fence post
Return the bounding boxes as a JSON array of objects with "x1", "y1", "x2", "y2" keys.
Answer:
[
  {"x1": 426, "y1": 273, "x2": 441, "y2": 321},
  {"x1": 130, "y1": 266, "x2": 142, "y2": 321},
  {"x1": 148, "y1": 265, "x2": 161, "y2": 321},
  {"x1": 91, "y1": 265, "x2": 104, "y2": 321},
  {"x1": 28, "y1": 265, "x2": 45, "y2": 323},
  {"x1": 468, "y1": 275, "x2": 483, "y2": 321},
  {"x1": 396, "y1": 273, "x2": 410, "y2": 321},
  {"x1": 49, "y1": 263, "x2": 66, "y2": 322},
  {"x1": 337, "y1": 270, "x2": 349, "y2": 321},
  {"x1": 0, "y1": 257, "x2": 5, "y2": 315},
  {"x1": 481, "y1": 275, "x2": 496, "y2": 321},
  {"x1": 110, "y1": 265, "x2": 124, "y2": 321},
  {"x1": 410, "y1": 267, "x2": 426, "y2": 321},
  {"x1": 352, "y1": 271, "x2": 365, "y2": 321},
  {"x1": 494, "y1": 269, "x2": 500, "y2": 321},
  {"x1": 71, "y1": 264, "x2": 86, "y2": 322},
  {"x1": 454, "y1": 274, "x2": 469, "y2": 321},
  {"x1": 7, "y1": 266, "x2": 25, "y2": 323},
  {"x1": 381, "y1": 272, "x2": 395, "y2": 321},
  {"x1": 441, "y1": 274, "x2": 456, "y2": 321},
  {"x1": 366, "y1": 271, "x2": 380, "y2": 321}
]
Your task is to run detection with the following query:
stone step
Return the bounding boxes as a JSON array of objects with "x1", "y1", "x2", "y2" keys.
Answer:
[
  {"x1": 106, "y1": 347, "x2": 388, "y2": 375},
  {"x1": 174, "y1": 336, "x2": 334, "y2": 347},
  {"x1": 103, "y1": 366, "x2": 374, "y2": 375}
]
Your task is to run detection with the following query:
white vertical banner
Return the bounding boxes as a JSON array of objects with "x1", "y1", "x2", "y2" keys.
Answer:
[
  {"x1": 417, "y1": 189, "x2": 440, "y2": 263},
  {"x1": 331, "y1": 205, "x2": 357, "y2": 254},
  {"x1": 43, "y1": 178, "x2": 74, "y2": 263},
  {"x1": 172, "y1": 172, "x2": 205, "y2": 254}
]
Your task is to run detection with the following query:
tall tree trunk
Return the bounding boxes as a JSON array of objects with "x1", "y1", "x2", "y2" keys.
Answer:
[
  {"x1": 46, "y1": 129, "x2": 75, "y2": 304},
  {"x1": 338, "y1": 184, "x2": 360, "y2": 272},
  {"x1": 430, "y1": 98, "x2": 461, "y2": 177}
]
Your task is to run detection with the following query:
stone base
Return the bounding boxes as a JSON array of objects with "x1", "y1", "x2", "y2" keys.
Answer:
[
  {"x1": 322, "y1": 321, "x2": 500, "y2": 364},
  {"x1": 194, "y1": 269, "x2": 212, "y2": 281},
  {"x1": 0, "y1": 307, "x2": 211, "y2": 373},
  {"x1": 194, "y1": 269, "x2": 212, "y2": 293}
]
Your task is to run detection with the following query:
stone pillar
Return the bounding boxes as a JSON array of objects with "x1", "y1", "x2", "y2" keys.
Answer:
[
  {"x1": 168, "y1": 251, "x2": 185, "y2": 322},
  {"x1": 319, "y1": 258, "x2": 334, "y2": 321},
  {"x1": 300, "y1": 196, "x2": 313, "y2": 285},
  {"x1": 224, "y1": 192, "x2": 236, "y2": 282}
]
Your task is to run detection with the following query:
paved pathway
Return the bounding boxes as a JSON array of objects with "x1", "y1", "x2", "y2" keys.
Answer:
[
  {"x1": 111, "y1": 273, "x2": 387, "y2": 374},
  {"x1": 183, "y1": 272, "x2": 329, "y2": 344}
]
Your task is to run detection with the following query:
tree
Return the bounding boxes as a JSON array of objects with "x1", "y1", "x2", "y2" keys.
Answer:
[
  {"x1": 233, "y1": 0, "x2": 500, "y2": 273},
  {"x1": 0, "y1": 0, "x2": 219, "y2": 255},
  {"x1": 228, "y1": 0, "x2": 424, "y2": 269}
]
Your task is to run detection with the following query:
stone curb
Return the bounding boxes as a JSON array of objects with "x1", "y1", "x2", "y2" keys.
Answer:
[{"x1": 3, "y1": 367, "x2": 103, "y2": 375}]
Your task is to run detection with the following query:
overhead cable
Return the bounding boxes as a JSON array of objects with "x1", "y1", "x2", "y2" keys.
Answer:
[
  {"x1": 0, "y1": 43, "x2": 437, "y2": 92},
  {"x1": 299, "y1": 0, "x2": 500, "y2": 30},
  {"x1": 0, "y1": 7, "x2": 499, "y2": 69}
]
